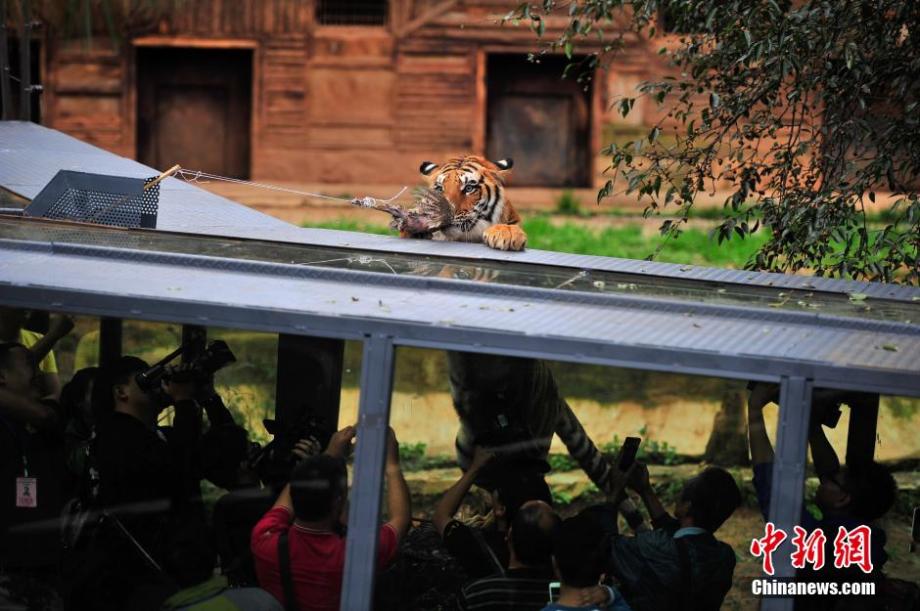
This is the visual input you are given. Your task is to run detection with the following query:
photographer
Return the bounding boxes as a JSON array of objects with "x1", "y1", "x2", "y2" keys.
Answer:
[
  {"x1": 67, "y1": 355, "x2": 209, "y2": 610},
  {"x1": 251, "y1": 425, "x2": 411, "y2": 610},
  {"x1": 609, "y1": 463, "x2": 741, "y2": 611},
  {"x1": 94, "y1": 356, "x2": 205, "y2": 543},
  {"x1": 433, "y1": 447, "x2": 554, "y2": 579}
]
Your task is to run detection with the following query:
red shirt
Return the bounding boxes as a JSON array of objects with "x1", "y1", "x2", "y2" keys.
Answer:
[{"x1": 251, "y1": 507, "x2": 399, "y2": 610}]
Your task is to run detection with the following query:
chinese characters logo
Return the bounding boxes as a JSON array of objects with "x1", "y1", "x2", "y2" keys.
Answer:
[{"x1": 750, "y1": 523, "x2": 873, "y2": 575}]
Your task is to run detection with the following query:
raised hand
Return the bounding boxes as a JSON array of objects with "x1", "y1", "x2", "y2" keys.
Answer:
[{"x1": 325, "y1": 425, "x2": 357, "y2": 459}]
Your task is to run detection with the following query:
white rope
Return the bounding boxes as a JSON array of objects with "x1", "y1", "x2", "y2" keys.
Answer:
[{"x1": 175, "y1": 169, "x2": 407, "y2": 208}]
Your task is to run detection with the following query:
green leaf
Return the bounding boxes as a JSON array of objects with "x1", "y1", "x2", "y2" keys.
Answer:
[
  {"x1": 880, "y1": 344, "x2": 898, "y2": 352},
  {"x1": 564, "y1": 41, "x2": 574, "y2": 59},
  {"x1": 848, "y1": 293, "x2": 868, "y2": 302}
]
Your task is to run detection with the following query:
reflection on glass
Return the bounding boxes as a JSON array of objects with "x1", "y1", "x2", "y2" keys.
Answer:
[
  {"x1": 387, "y1": 342, "x2": 920, "y2": 608},
  {"x1": 51, "y1": 315, "x2": 100, "y2": 382},
  {"x1": 208, "y1": 327, "x2": 278, "y2": 445},
  {"x1": 122, "y1": 319, "x2": 183, "y2": 365},
  {"x1": 0, "y1": 216, "x2": 916, "y2": 324},
  {"x1": 387, "y1": 349, "x2": 755, "y2": 607}
]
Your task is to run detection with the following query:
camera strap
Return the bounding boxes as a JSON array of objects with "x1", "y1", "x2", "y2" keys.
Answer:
[{"x1": 278, "y1": 529, "x2": 300, "y2": 611}]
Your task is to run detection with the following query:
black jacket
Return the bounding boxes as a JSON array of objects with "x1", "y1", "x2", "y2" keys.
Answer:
[{"x1": 95, "y1": 401, "x2": 202, "y2": 562}]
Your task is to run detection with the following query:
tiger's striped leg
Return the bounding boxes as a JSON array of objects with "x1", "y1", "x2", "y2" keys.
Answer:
[
  {"x1": 554, "y1": 396, "x2": 650, "y2": 533},
  {"x1": 554, "y1": 398, "x2": 617, "y2": 492}
]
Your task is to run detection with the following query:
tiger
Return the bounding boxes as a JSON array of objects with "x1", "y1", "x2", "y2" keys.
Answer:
[
  {"x1": 416, "y1": 155, "x2": 527, "y2": 251},
  {"x1": 413, "y1": 159, "x2": 644, "y2": 527},
  {"x1": 447, "y1": 351, "x2": 647, "y2": 532}
]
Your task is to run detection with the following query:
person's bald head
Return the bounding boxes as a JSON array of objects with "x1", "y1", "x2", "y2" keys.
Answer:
[{"x1": 509, "y1": 500, "x2": 560, "y2": 567}]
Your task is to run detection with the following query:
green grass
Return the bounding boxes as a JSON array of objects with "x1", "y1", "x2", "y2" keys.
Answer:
[
  {"x1": 521, "y1": 217, "x2": 767, "y2": 267},
  {"x1": 305, "y1": 217, "x2": 768, "y2": 268},
  {"x1": 309, "y1": 220, "x2": 393, "y2": 236}
]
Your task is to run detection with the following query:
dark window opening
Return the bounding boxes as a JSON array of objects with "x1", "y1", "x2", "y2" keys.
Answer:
[
  {"x1": 137, "y1": 47, "x2": 252, "y2": 179},
  {"x1": 486, "y1": 54, "x2": 593, "y2": 188},
  {"x1": 316, "y1": 0, "x2": 388, "y2": 26}
]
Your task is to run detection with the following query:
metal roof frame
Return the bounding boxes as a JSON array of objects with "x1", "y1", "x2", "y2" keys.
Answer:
[
  {"x1": 0, "y1": 233, "x2": 917, "y2": 397},
  {"x1": 1, "y1": 122, "x2": 919, "y2": 611}
]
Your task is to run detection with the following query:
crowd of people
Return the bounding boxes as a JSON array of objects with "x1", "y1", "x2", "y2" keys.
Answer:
[{"x1": 0, "y1": 307, "x2": 904, "y2": 611}]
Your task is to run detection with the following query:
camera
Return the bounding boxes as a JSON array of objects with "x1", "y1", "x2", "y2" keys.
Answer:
[
  {"x1": 135, "y1": 339, "x2": 236, "y2": 403},
  {"x1": 250, "y1": 405, "x2": 335, "y2": 487}
]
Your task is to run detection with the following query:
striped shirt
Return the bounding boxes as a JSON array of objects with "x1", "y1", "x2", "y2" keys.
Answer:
[{"x1": 456, "y1": 567, "x2": 553, "y2": 611}]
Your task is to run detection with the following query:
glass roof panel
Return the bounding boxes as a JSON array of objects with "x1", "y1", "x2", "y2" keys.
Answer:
[{"x1": 0, "y1": 216, "x2": 916, "y2": 325}]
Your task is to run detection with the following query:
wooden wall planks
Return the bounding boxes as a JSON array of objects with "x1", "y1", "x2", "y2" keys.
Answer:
[{"x1": 38, "y1": 0, "x2": 662, "y2": 185}]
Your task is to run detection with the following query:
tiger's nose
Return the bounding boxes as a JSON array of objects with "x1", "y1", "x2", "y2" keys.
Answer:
[{"x1": 442, "y1": 182, "x2": 464, "y2": 206}]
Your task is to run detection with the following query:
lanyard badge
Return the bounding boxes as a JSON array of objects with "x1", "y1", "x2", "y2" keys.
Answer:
[
  {"x1": 15, "y1": 455, "x2": 37, "y2": 508},
  {"x1": 16, "y1": 477, "x2": 37, "y2": 508}
]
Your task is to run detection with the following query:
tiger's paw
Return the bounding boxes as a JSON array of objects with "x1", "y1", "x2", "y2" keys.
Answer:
[{"x1": 483, "y1": 224, "x2": 527, "y2": 251}]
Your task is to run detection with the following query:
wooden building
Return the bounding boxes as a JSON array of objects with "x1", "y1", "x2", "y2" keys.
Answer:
[{"x1": 24, "y1": 1, "x2": 667, "y2": 188}]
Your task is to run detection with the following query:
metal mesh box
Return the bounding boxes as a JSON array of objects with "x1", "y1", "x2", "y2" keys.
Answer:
[{"x1": 24, "y1": 170, "x2": 159, "y2": 229}]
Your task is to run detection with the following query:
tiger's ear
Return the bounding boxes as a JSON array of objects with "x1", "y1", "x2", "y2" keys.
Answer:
[
  {"x1": 493, "y1": 158, "x2": 513, "y2": 171},
  {"x1": 419, "y1": 161, "x2": 438, "y2": 176}
]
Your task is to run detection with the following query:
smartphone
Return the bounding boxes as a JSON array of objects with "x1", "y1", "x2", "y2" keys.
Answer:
[{"x1": 618, "y1": 436, "x2": 641, "y2": 470}]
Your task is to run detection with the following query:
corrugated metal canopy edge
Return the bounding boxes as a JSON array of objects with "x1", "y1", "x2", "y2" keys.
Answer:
[{"x1": 0, "y1": 232, "x2": 918, "y2": 398}]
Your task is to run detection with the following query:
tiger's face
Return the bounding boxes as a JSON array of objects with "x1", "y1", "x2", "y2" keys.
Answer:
[{"x1": 419, "y1": 155, "x2": 513, "y2": 224}]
